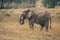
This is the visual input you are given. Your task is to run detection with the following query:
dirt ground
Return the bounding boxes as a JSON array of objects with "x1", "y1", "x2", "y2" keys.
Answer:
[{"x1": 0, "y1": 8, "x2": 60, "y2": 40}]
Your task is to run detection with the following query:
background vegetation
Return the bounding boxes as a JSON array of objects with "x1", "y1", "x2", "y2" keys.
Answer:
[
  {"x1": 0, "y1": 0, "x2": 60, "y2": 9},
  {"x1": 0, "y1": 0, "x2": 36, "y2": 9},
  {"x1": 42, "y1": 0, "x2": 60, "y2": 8}
]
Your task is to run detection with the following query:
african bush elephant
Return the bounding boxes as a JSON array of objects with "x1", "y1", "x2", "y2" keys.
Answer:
[{"x1": 19, "y1": 9, "x2": 51, "y2": 31}]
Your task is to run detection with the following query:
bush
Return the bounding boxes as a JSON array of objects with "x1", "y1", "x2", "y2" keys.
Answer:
[
  {"x1": 57, "y1": 0, "x2": 60, "y2": 6},
  {"x1": 0, "y1": 12, "x2": 11, "y2": 17},
  {"x1": 42, "y1": 0, "x2": 60, "y2": 8},
  {"x1": 0, "y1": 0, "x2": 36, "y2": 9},
  {"x1": 5, "y1": 13, "x2": 11, "y2": 16}
]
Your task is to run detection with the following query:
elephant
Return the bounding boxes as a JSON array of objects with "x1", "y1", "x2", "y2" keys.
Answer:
[{"x1": 19, "y1": 9, "x2": 51, "y2": 31}]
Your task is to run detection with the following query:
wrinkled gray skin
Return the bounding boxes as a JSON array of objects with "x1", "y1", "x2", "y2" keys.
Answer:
[{"x1": 19, "y1": 9, "x2": 51, "y2": 32}]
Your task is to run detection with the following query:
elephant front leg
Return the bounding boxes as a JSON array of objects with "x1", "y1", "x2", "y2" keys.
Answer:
[
  {"x1": 30, "y1": 23, "x2": 34, "y2": 30},
  {"x1": 29, "y1": 18, "x2": 34, "y2": 30},
  {"x1": 40, "y1": 25, "x2": 44, "y2": 31}
]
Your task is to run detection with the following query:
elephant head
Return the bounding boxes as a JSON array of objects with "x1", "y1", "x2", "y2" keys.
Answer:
[
  {"x1": 19, "y1": 13, "x2": 25, "y2": 24},
  {"x1": 19, "y1": 9, "x2": 33, "y2": 24}
]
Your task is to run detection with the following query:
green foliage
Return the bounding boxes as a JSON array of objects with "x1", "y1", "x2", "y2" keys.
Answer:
[
  {"x1": 42, "y1": 0, "x2": 60, "y2": 8},
  {"x1": 0, "y1": 0, "x2": 36, "y2": 9},
  {"x1": 57, "y1": 2, "x2": 60, "y2": 6},
  {"x1": 19, "y1": 3, "x2": 35, "y2": 8}
]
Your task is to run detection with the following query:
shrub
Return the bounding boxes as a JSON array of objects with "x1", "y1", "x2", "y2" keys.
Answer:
[{"x1": 42, "y1": 0, "x2": 60, "y2": 8}]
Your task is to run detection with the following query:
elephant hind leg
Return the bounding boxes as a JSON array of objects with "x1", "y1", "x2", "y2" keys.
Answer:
[{"x1": 45, "y1": 22, "x2": 49, "y2": 32}]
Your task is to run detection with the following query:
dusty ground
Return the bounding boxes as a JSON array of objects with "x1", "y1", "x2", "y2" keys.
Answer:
[{"x1": 0, "y1": 8, "x2": 60, "y2": 40}]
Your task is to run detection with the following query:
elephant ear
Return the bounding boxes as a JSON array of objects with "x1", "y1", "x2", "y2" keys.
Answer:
[{"x1": 28, "y1": 11, "x2": 33, "y2": 18}]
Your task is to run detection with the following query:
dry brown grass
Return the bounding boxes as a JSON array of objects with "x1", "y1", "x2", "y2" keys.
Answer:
[{"x1": 0, "y1": 8, "x2": 60, "y2": 40}]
